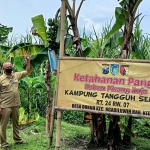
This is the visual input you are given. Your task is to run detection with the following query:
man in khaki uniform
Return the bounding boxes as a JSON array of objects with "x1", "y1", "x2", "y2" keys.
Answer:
[{"x1": 0, "y1": 54, "x2": 30, "y2": 150}]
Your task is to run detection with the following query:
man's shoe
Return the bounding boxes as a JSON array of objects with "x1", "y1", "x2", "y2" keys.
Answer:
[
  {"x1": 15, "y1": 141, "x2": 28, "y2": 145},
  {"x1": 3, "y1": 146, "x2": 10, "y2": 150}
]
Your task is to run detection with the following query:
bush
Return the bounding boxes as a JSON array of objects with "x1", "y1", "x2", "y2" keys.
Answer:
[{"x1": 61, "y1": 110, "x2": 84, "y2": 125}]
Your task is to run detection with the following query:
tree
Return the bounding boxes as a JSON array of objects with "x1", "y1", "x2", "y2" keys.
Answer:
[
  {"x1": 0, "y1": 23, "x2": 12, "y2": 43},
  {"x1": 0, "y1": 23, "x2": 13, "y2": 71},
  {"x1": 104, "y1": 0, "x2": 143, "y2": 149},
  {"x1": 55, "y1": 0, "x2": 85, "y2": 57}
]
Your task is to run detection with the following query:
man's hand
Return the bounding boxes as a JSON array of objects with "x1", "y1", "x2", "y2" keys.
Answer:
[{"x1": 26, "y1": 53, "x2": 30, "y2": 60}]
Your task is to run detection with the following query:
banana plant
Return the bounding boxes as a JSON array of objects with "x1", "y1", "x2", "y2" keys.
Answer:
[
  {"x1": 105, "y1": 0, "x2": 143, "y2": 148},
  {"x1": 105, "y1": 0, "x2": 142, "y2": 58},
  {"x1": 14, "y1": 57, "x2": 45, "y2": 124},
  {"x1": 19, "y1": 106, "x2": 40, "y2": 125},
  {"x1": 55, "y1": 0, "x2": 86, "y2": 57},
  {"x1": 0, "y1": 30, "x2": 49, "y2": 70},
  {"x1": 31, "y1": 14, "x2": 56, "y2": 135}
]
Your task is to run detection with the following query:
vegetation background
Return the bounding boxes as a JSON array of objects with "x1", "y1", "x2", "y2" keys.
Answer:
[{"x1": 1, "y1": 0, "x2": 150, "y2": 150}]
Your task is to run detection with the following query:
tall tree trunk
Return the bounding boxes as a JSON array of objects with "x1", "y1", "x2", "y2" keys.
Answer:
[
  {"x1": 89, "y1": 114, "x2": 106, "y2": 146},
  {"x1": 120, "y1": 9, "x2": 135, "y2": 146},
  {"x1": 68, "y1": 17, "x2": 83, "y2": 57},
  {"x1": 107, "y1": 10, "x2": 134, "y2": 150},
  {"x1": 108, "y1": 116, "x2": 121, "y2": 150},
  {"x1": 44, "y1": 60, "x2": 53, "y2": 133},
  {"x1": 108, "y1": 1, "x2": 143, "y2": 147}
]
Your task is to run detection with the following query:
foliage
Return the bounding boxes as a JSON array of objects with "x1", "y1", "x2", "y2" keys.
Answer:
[
  {"x1": 31, "y1": 14, "x2": 48, "y2": 46},
  {"x1": 1, "y1": 2, "x2": 149, "y2": 149},
  {"x1": 0, "y1": 45, "x2": 10, "y2": 70},
  {"x1": 106, "y1": 0, "x2": 142, "y2": 40},
  {"x1": 9, "y1": 43, "x2": 45, "y2": 57},
  {"x1": 61, "y1": 111, "x2": 84, "y2": 125},
  {"x1": 132, "y1": 118, "x2": 150, "y2": 138},
  {"x1": 0, "y1": 24, "x2": 13, "y2": 69},
  {"x1": 19, "y1": 85, "x2": 47, "y2": 117},
  {"x1": 131, "y1": 16, "x2": 150, "y2": 60},
  {"x1": 19, "y1": 107, "x2": 40, "y2": 125},
  {"x1": 0, "y1": 23, "x2": 13, "y2": 43},
  {"x1": 18, "y1": 70, "x2": 46, "y2": 117},
  {"x1": 18, "y1": 60, "x2": 56, "y2": 117},
  {"x1": 82, "y1": 19, "x2": 120, "y2": 58}
]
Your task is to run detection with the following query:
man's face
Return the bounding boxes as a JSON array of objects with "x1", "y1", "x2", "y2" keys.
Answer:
[{"x1": 3, "y1": 63, "x2": 13, "y2": 74}]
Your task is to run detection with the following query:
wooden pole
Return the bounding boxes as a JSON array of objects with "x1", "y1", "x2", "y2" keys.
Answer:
[
  {"x1": 59, "y1": 0, "x2": 65, "y2": 57},
  {"x1": 48, "y1": 105, "x2": 55, "y2": 146},
  {"x1": 44, "y1": 59, "x2": 54, "y2": 147},
  {"x1": 55, "y1": 0, "x2": 66, "y2": 149},
  {"x1": 55, "y1": 111, "x2": 62, "y2": 150}
]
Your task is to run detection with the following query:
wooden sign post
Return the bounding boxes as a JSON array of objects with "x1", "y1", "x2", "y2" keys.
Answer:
[{"x1": 55, "y1": 0, "x2": 66, "y2": 150}]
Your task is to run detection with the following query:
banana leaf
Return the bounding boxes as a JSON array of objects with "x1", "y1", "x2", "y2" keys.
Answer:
[
  {"x1": 32, "y1": 75, "x2": 44, "y2": 84},
  {"x1": 19, "y1": 80, "x2": 28, "y2": 89},
  {"x1": 83, "y1": 47, "x2": 92, "y2": 57},
  {"x1": 20, "y1": 75, "x2": 44, "y2": 88},
  {"x1": 19, "y1": 107, "x2": 25, "y2": 123},
  {"x1": 14, "y1": 57, "x2": 24, "y2": 71},
  {"x1": 30, "y1": 47, "x2": 48, "y2": 68},
  {"x1": 118, "y1": 122, "x2": 136, "y2": 138},
  {"x1": 12, "y1": 45, "x2": 48, "y2": 70},
  {"x1": 9, "y1": 43, "x2": 45, "y2": 57},
  {"x1": 0, "y1": 45, "x2": 10, "y2": 53},
  {"x1": 31, "y1": 14, "x2": 48, "y2": 46},
  {"x1": 104, "y1": 7, "x2": 126, "y2": 40},
  {"x1": 13, "y1": 57, "x2": 31, "y2": 85}
]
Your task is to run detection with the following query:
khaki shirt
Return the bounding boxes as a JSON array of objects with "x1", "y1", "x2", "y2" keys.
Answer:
[{"x1": 0, "y1": 71, "x2": 27, "y2": 108}]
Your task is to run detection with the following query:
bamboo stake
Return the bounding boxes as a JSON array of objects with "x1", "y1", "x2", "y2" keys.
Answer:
[
  {"x1": 45, "y1": 60, "x2": 52, "y2": 133},
  {"x1": 49, "y1": 75, "x2": 59, "y2": 147},
  {"x1": 59, "y1": 0, "x2": 65, "y2": 57},
  {"x1": 55, "y1": 0, "x2": 66, "y2": 149},
  {"x1": 48, "y1": 105, "x2": 55, "y2": 146},
  {"x1": 44, "y1": 60, "x2": 54, "y2": 147},
  {"x1": 55, "y1": 110, "x2": 62, "y2": 150}
]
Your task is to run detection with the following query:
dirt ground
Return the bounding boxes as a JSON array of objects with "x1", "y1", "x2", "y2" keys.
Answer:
[
  {"x1": 62, "y1": 138, "x2": 108, "y2": 150},
  {"x1": 61, "y1": 137, "x2": 137, "y2": 150}
]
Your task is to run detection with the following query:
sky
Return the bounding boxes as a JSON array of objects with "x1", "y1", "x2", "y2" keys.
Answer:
[{"x1": 0, "y1": 0, "x2": 150, "y2": 38}]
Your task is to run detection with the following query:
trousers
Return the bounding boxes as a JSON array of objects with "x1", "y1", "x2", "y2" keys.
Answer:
[{"x1": 0, "y1": 106, "x2": 22, "y2": 147}]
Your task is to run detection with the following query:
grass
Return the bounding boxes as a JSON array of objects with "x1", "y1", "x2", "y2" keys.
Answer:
[
  {"x1": 3, "y1": 117, "x2": 50, "y2": 150},
  {"x1": 1, "y1": 117, "x2": 90, "y2": 150},
  {"x1": 2, "y1": 117, "x2": 150, "y2": 150}
]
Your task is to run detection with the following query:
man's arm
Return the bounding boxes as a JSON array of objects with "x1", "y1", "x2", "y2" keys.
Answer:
[
  {"x1": 24, "y1": 53, "x2": 30, "y2": 75},
  {"x1": 17, "y1": 54, "x2": 30, "y2": 79}
]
